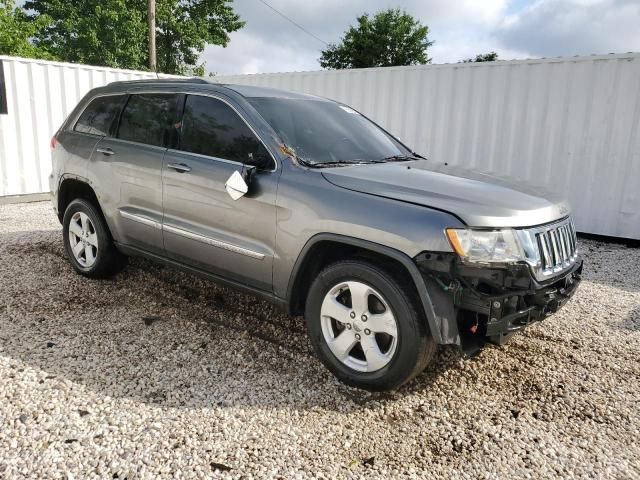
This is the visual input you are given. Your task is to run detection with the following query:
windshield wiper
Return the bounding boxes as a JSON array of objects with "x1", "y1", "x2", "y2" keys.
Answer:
[
  {"x1": 309, "y1": 160, "x2": 377, "y2": 168},
  {"x1": 379, "y1": 154, "x2": 420, "y2": 162},
  {"x1": 294, "y1": 155, "x2": 314, "y2": 167}
]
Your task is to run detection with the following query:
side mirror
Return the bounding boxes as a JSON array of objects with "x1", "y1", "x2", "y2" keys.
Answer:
[{"x1": 225, "y1": 170, "x2": 249, "y2": 200}]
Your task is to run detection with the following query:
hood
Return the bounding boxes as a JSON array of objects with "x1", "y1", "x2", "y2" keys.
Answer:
[{"x1": 321, "y1": 160, "x2": 570, "y2": 228}]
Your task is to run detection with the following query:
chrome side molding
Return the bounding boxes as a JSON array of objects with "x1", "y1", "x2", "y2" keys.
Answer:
[
  {"x1": 119, "y1": 210, "x2": 162, "y2": 230},
  {"x1": 162, "y1": 224, "x2": 265, "y2": 260},
  {"x1": 119, "y1": 210, "x2": 265, "y2": 259}
]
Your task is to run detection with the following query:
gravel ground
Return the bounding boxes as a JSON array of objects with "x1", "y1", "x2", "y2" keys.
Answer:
[{"x1": 0, "y1": 201, "x2": 638, "y2": 480}]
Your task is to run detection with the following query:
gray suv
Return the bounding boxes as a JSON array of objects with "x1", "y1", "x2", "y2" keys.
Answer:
[{"x1": 50, "y1": 78, "x2": 582, "y2": 390}]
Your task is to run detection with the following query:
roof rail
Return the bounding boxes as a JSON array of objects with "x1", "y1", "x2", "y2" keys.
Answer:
[{"x1": 108, "y1": 77, "x2": 211, "y2": 86}]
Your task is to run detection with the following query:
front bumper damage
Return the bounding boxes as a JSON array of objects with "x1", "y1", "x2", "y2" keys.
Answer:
[{"x1": 415, "y1": 252, "x2": 583, "y2": 354}]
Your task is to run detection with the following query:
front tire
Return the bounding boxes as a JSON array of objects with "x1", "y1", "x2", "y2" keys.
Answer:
[
  {"x1": 305, "y1": 260, "x2": 436, "y2": 391},
  {"x1": 62, "y1": 198, "x2": 126, "y2": 278}
]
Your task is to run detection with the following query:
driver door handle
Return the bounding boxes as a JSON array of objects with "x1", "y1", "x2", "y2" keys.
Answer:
[
  {"x1": 96, "y1": 147, "x2": 115, "y2": 156},
  {"x1": 167, "y1": 162, "x2": 192, "y2": 173}
]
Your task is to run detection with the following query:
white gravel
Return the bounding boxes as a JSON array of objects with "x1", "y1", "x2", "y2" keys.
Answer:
[{"x1": 0, "y1": 201, "x2": 639, "y2": 479}]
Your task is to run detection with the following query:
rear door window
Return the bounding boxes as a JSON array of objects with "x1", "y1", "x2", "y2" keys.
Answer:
[
  {"x1": 180, "y1": 95, "x2": 271, "y2": 167},
  {"x1": 117, "y1": 94, "x2": 178, "y2": 147},
  {"x1": 74, "y1": 95, "x2": 126, "y2": 136}
]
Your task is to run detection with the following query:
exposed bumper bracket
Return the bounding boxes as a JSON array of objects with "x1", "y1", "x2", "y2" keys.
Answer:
[{"x1": 415, "y1": 251, "x2": 583, "y2": 352}]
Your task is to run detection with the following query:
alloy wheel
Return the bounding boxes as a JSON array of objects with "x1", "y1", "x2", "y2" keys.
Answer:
[
  {"x1": 320, "y1": 280, "x2": 398, "y2": 372},
  {"x1": 68, "y1": 211, "x2": 98, "y2": 268}
]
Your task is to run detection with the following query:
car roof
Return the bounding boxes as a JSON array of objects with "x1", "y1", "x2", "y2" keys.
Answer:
[{"x1": 105, "y1": 78, "x2": 327, "y2": 101}]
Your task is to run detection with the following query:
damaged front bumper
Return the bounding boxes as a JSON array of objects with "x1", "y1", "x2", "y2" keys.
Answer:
[{"x1": 415, "y1": 252, "x2": 583, "y2": 353}]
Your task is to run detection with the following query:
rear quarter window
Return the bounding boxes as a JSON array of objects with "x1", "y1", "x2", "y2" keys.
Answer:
[
  {"x1": 74, "y1": 95, "x2": 126, "y2": 136},
  {"x1": 117, "y1": 94, "x2": 177, "y2": 147}
]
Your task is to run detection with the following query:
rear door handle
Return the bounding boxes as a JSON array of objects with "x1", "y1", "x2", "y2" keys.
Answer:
[
  {"x1": 96, "y1": 147, "x2": 115, "y2": 156},
  {"x1": 167, "y1": 162, "x2": 192, "y2": 173}
]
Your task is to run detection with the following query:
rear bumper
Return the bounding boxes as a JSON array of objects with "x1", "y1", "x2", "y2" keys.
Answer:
[{"x1": 415, "y1": 252, "x2": 583, "y2": 351}]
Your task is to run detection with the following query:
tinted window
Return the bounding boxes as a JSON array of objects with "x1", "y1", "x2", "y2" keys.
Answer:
[
  {"x1": 74, "y1": 95, "x2": 126, "y2": 136},
  {"x1": 180, "y1": 95, "x2": 271, "y2": 167},
  {"x1": 117, "y1": 94, "x2": 177, "y2": 147}
]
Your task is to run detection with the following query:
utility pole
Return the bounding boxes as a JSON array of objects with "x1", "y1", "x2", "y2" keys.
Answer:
[{"x1": 148, "y1": 0, "x2": 156, "y2": 72}]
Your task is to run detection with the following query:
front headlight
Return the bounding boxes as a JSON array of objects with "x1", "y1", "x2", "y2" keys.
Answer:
[{"x1": 445, "y1": 228, "x2": 533, "y2": 264}]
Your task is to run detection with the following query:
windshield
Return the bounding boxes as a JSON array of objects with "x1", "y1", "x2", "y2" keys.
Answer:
[{"x1": 248, "y1": 97, "x2": 410, "y2": 165}]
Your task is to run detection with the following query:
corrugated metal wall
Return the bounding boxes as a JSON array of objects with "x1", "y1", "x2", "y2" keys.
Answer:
[
  {"x1": 1, "y1": 54, "x2": 638, "y2": 238},
  {"x1": 216, "y1": 53, "x2": 640, "y2": 240},
  {"x1": 0, "y1": 56, "x2": 168, "y2": 197}
]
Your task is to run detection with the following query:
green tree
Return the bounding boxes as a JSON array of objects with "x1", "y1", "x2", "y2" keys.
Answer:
[
  {"x1": 23, "y1": 0, "x2": 147, "y2": 68},
  {"x1": 320, "y1": 8, "x2": 433, "y2": 69},
  {"x1": 154, "y1": 0, "x2": 243, "y2": 74},
  {"x1": 23, "y1": 0, "x2": 244, "y2": 74},
  {"x1": 0, "y1": 0, "x2": 56, "y2": 59},
  {"x1": 461, "y1": 52, "x2": 499, "y2": 63}
]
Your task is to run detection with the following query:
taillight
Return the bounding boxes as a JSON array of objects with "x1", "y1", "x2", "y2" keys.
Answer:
[{"x1": 50, "y1": 136, "x2": 57, "y2": 150}]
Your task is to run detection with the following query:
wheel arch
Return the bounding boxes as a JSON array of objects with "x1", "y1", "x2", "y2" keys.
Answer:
[
  {"x1": 286, "y1": 233, "x2": 447, "y2": 344},
  {"x1": 57, "y1": 176, "x2": 107, "y2": 227}
]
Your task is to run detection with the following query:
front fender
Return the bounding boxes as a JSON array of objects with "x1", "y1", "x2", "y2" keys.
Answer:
[{"x1": 287, "y1": 233, "x2": 459, "y2": 345}]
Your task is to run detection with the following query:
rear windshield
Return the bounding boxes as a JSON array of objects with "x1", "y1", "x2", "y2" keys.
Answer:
[{"x1": 248, "y1": 97, "x2": 408, "y2": 164}]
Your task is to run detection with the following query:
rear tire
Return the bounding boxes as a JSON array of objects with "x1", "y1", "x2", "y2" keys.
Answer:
[
  {"x1": 62, "y1": 198, "x2": 126, "y2": 278},
  {"x1": 305, "y1": 259, "x2": 436, "y2": 391}
]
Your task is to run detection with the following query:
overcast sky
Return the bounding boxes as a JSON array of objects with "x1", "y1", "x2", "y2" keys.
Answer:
[{"x1": 202, "y1": 0, "x2": 640, "y2": 75}]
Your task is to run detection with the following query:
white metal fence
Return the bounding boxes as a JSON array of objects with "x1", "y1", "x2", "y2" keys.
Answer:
[
  {"x1": 0, "y1": 56, "x2": 169, "y2": 198},
  {"x1": 216, "y1": 53, "x2": 640, "y2": 240},
  {"x1": 1, "y1": 54, "x2": 639, "y2": 239}
]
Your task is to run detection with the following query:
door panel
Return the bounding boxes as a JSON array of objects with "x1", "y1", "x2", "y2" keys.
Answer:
[
  {"x1": 94, "y1": 137, "x2": 165, "y2": 254},
  {"x1": 161, "y1": 93, "x2": 279, "y2": 292},
  {"x1": 92, "y1": 93, "x2": 179, "y2": 254},
  {"x1": 162, "y1": 150, "x2": 278, "y2": 291}
]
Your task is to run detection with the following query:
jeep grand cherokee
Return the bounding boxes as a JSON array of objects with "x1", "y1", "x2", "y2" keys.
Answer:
[{"x1": 50, "y1": 79, "x2": 582, "y2": 390}]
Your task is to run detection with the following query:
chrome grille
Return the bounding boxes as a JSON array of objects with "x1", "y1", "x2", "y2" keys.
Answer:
[{"x1": 535, "y1": 220, "x2": 578, "y2": 276}]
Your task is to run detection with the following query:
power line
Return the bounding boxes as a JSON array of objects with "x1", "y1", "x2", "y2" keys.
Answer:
[{"x1": 254, "y1": 0, "x2": 329, "y2": 46}]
